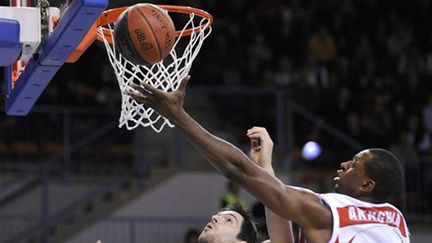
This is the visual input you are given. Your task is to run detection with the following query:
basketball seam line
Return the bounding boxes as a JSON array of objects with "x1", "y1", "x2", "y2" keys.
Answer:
[
  {"x1": 115, "y1": 9, "x2": 145, "y2": 65},
  {"x1": 137, "y1": 7, "x2": 162, "y2": 62},
  {"x1": 147, "y1": 4, "x2": 175, "y2": 42}
]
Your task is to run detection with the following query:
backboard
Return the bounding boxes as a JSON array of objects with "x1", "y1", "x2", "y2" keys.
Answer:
[{"x1": 0, "y1": 0, "x2": 108, "y2": 115}]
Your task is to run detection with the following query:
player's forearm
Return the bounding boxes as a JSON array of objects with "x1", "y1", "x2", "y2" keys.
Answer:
[
  {"x1": 174, "y1": 110, "x2": 254, "y2": 179},
  {"x1": 261, "y1": 168, "x2": 294, "y2": 243},
  {"x1": 265, "y1": 207, "x2": 295, "y2": 243}
]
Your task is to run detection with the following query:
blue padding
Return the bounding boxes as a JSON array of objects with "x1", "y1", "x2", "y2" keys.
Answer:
[
  {"x1": 5, "y1": 0, "x2": 108, "y2": 115},
  {"x1": 4, "y1": 65, "x2": 13, "y2": 95},
  {"x1": 0, "y1": 18, "x2": 22, "y2": 66},
  {"x1": 5, "y1": 58, "x2": 58, "y2": 115},
  {"x1": 39, "y1": 0, "x2": 109, "y2": 66}
]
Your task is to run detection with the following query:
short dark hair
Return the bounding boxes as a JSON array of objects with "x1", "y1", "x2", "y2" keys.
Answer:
[
  {"x1": 184, "y1": 228, "x2": 199, "y2": 243},
  {"x1": 364, "y1": 148, "x2": 403, "y2": 202},
  {"x1": 220, "y1": 202, "x2": 258, "y2": 243}
]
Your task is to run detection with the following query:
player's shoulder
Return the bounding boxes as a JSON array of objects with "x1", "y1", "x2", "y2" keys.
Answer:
[
  {"x1": 288, "y1": 185, "x2": 316, "y2": 193},
  {"x1": 319, "y1": 192, "x2": 371, "y2": 204},
  {"x1": 319, "y1": 193, "x2": 401, "y2": 210}
]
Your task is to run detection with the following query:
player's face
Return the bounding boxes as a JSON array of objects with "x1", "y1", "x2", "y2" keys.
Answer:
[
  {"x1": 198, "y1": 210, "x2": 244, "y2": 243},
  {"x1": 334, "y1": 150, "x2": 372, "y2": 197}
]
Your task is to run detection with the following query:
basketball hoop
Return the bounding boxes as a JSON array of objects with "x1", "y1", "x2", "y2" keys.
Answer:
[{"x1": 95, "y1": 5, "x2": 213, "y2": 132}]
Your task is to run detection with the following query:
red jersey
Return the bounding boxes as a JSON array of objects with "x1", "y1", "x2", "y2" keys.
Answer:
[{"x1": 299, "y1": 193, "x2": 410, "y2": 243}]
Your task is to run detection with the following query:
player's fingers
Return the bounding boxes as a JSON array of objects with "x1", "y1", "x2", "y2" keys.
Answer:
[
  {"x1": 247, "y1": 126, "x2": 265, "y2": 134},
  {"x1": 251, "y1": 138, "x2": 261, "y2": 149},
  {"x1": 127, "y1": 91, "x2": 151, "y2": 104},
  {"x1": 178, "y1": 75, "x2": 191, "y2": 91},
  {"x1": 140, "y1": 82, "x2": 164, "y2": 96},
  {"x1": 247, "y1": 129, "x2": 263, "y2": 137},
  {"x1": 248, "y1": 127, "x2": 272, "y2": 142},
  {"x1": 247, "y1": 132, "x2": 260, "y2": 139},
  {"x1": 128, "y1": 83, "x2": 151, "y2": 95}
]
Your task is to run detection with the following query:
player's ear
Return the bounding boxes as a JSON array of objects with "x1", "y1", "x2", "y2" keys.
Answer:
[{"x1": 360, "y1": 177, "x2": 375, "y2": 193}]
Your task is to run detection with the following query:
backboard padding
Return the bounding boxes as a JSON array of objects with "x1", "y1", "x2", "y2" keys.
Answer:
[{"x1": 5, "y1": 0, "x2": 108, "y2": 115}]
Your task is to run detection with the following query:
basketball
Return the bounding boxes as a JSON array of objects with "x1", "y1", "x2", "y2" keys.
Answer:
[{"x1": 113, "y1": 3, "x2": 176, "y2": 65}]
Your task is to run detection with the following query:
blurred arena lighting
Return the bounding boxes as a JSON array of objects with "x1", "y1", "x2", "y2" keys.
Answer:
[{"x1": 301, "y1": 141, "x2": 322, "y2": 160}]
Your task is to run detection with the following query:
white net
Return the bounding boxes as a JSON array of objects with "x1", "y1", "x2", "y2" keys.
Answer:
[{"x1": 96, "y1": 9, "x2": 212, "y2": 132}]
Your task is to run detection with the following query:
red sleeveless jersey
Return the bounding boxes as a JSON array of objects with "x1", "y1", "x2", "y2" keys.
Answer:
[{"x1": 299, "y1": 193, "x2": 410, "y2": 243}]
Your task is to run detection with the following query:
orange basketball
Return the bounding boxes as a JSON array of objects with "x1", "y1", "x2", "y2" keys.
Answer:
[{"x1": 114, "y1": 3, "x2": 176, "y2": 65}]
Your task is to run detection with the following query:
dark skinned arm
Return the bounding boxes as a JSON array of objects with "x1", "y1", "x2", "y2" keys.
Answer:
[{"x1": 126, "y1": 76, "x2": 333, "y2": 234}]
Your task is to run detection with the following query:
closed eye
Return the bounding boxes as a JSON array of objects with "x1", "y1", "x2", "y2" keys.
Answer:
[{"x1": 340, "y1": 162, "x2": 349, "y2": 172}]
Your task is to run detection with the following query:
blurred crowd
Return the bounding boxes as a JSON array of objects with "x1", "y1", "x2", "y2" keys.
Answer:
[{"x1": 196, "y1": 0, "x2": 432, "y2": 155}]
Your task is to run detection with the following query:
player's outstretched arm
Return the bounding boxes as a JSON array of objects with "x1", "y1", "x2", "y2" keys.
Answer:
[
  {"x1": 247, "y1": 127, "x2": 294, "y2": 243},
  {"x1": 127, "y1": 76, "x2": 332, "y2": 234}
]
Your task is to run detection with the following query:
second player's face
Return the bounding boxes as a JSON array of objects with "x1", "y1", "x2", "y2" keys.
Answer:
[{"x1": 198, "y1": 210, "x2": 244, "y2": 243}]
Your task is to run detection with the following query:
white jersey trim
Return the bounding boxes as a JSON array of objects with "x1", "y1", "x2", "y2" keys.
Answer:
[{"x1": 319, "y1": 193, "x2": 340, "y2": 243}]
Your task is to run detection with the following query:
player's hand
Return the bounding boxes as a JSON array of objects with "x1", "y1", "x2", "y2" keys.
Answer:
[
  {"x1": 247, "y1": 127, "x2": 274, "y2": 172},
  {"x1": 126, "y1": 75, "x2": 190, "y2": 122}
]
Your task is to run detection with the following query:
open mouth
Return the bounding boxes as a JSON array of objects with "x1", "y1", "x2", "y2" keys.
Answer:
[{"x1": 333, "y1": 176, "x2": 341, "y2": 192}]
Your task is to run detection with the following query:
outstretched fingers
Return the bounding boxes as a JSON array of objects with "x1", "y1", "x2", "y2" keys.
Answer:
[
  {"x1": 128, "y1": 82, "x2": 158, "y2": 96},
  {"x1": 138, "y1": 82, "x2": 162, "y2": 95},
  {"x1": 178, "y1": 75, "x2": 191, "y2": 92},
  {"x1": 125, "y1": 83, "x2": 153, "y2": 104},
  {"x1": 125, "y1": 75, "x2": 191, "y2": 108},
  {"x1": 127, "y1": 90, "x2": 150, "y2": 104}
]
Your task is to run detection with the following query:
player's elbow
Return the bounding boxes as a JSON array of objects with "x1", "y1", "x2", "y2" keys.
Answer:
[{"x1": 223, "y1": 159, "x2": 251, "y2": 183}]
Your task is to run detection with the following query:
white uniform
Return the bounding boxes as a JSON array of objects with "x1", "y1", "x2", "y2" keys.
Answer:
[{"x1": 299, "y1": 193, "x2": 410, "y2": 243}]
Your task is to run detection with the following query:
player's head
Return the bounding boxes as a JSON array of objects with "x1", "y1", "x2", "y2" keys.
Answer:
[
  {"x1": 198, "y1": 203, "x2": 258, "y2": 243},
  {"x1": 334, "y1": 148, "x2": 403, "y2": 202}
]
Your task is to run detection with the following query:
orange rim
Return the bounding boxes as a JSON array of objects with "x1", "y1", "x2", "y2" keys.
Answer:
[{"x1": 95, "y1": 5, "x2": 213, "y2": 44}]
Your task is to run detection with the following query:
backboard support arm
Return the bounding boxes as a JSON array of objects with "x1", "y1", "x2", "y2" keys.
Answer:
[{"x1": 4, "y1": 0, "x2": 108, "y2": 115}]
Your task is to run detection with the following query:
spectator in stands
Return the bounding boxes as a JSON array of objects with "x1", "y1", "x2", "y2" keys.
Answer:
[
  {"x1": 389, "y1": 131, "x2": 421, "y2": 197},
  {"x1": 406, "y1": 113, "x2": 431, "y2": 154},
  {"x1": 422, "y1": 95, "x2": 432, "y2": 134},
  {"x1": 308, "y1": 25, "x2": 337, "y2": 64}
]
